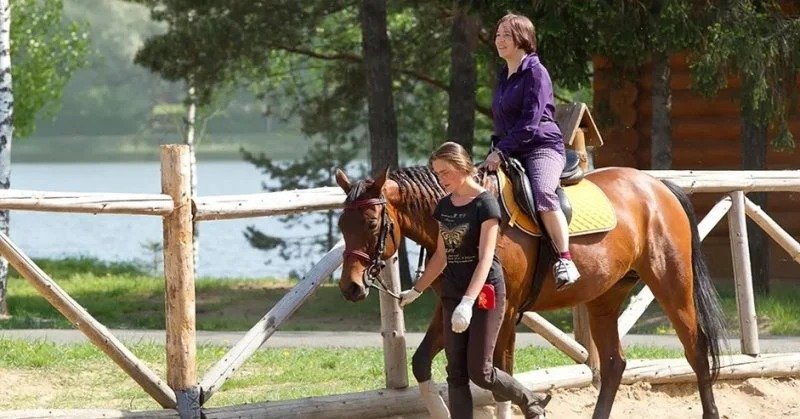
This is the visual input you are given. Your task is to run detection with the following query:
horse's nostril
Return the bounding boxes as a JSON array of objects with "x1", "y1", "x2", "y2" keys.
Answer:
[{"x1": 348, "y1": 282, "x2": 366, "y2": 301}]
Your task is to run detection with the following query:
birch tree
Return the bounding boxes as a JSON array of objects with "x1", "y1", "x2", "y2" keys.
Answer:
[
  {"x1": 0, "y1": 0, "x2": 13, "y2": 317},
  {"x1": 0, "y1": 0, "x2": 87, "y2": 316}
]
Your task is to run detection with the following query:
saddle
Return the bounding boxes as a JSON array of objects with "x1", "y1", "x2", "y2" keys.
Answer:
[
  {"x1": 490, "y1": 150, "x2": 616, "y2": 238},
  {"x1": 504, "y1": 149, "x2": 583, "y2": 225}
]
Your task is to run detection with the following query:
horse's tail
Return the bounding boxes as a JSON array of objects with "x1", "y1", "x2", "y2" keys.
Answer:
[{"x1": 661, "y1": 179, "x2": 728, "y2": 381}]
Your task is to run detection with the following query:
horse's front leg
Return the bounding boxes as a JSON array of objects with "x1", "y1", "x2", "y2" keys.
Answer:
[{"x1": 412, "y1": 299, "x2": 449, "y2": 419}]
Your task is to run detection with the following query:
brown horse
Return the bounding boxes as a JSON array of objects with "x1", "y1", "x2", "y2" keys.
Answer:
[{"x1": 335, "y1": 165, "x2": 726, "y2": 419}]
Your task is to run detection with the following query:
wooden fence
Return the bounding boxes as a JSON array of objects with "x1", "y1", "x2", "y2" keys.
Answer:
[{"x1": 0, "y1": 145, "x2": 799, "y2": 418}]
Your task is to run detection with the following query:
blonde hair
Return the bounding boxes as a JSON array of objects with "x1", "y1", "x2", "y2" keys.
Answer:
[
  {"x1": 495, "y1": 13, "x2": 537, "y2": 54},
  {"x1": 430, "y1": 141, "x2": 477, "y2": 176}
]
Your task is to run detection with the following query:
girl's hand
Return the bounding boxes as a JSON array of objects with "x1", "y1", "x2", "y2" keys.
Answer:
[
  {"x1": 451, "y1": 296, "x2": 476, "y2": 333},
  {"x1": 399, "y1": 287, "x2": 422, "y2": 307},
  {"x1": 482, "y1": 151, "x2": 501, "y2": 172}
]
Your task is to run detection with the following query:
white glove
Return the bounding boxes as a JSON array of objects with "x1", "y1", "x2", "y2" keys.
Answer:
[
  {"x1": 451, "y1": 296, "x2": 475, "y2": 333},
  {"x1": 399, "y1": 287, "x2": 422, "y2": 307}
]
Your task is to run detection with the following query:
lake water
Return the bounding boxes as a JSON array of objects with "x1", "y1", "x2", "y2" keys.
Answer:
[{"x1": 10, "y1": 160, "x2": 340, "y2": 278}]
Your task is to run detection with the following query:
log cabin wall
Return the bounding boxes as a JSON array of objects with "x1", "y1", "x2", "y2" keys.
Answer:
[{"x1": 592, "y1": 53, "x2": 800, "y2": 280}]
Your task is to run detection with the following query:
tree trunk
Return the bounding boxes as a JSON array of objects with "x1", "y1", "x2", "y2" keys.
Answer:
[
  {"x1": 0, "y1": 0, "x2": 12, "y2": 317},
  {"x1": 741, "y1": 118, "x2": 769, "y2": 295},
  {"x1": 361, "y1": 0, "x2": 411, "y2": 285},
  {"x1": 360, "y1": 0, "x2": 398, "y2": 173},
  {"x1": 651, "y1": 51, "x2": 672, "y2": 169},
  {"x1": 185, "y1": 84, "x2": 199, "y2": 279},
  {"x1": 446, "y1": 6, "x2": 478, "y2": 154}
]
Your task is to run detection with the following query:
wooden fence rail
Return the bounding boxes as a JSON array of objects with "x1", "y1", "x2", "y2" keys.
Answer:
[
  {"x1": 200, "y1": 240, "x2": 345, "y2": 401},
  {"x1": 193, "y1": 187, "x2": 344, "y2": 221},
  {"x1": 0, "y1": 190, "x2": 173, "y2": 214},
  {"x1": 2, "y1": 171, "x2": 799, "y2": 218}
]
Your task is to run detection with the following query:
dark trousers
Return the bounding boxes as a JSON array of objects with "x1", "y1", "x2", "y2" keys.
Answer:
[{"x1": 442, "y1": 281, "x2": 541, "y2": 419}]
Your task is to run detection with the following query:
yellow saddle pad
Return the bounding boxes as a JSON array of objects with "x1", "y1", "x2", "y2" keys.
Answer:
[{"x1": 496, "y1": 169, "x2": 616, "y2": 237}]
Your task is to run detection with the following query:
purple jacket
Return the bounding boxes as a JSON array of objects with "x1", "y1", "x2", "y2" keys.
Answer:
[{"x1": 492, "y1": 53, "x2": 563, "y2": 156}]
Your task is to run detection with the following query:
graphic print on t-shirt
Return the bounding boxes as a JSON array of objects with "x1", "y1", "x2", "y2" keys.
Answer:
[
  {"x1": 439, "y1": 210, "x2": 478, "y2": 265},
  {"x1": 440, "y1": 222, "x2": 468, "y2": 249}
]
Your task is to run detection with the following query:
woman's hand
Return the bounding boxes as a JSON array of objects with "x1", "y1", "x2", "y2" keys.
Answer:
[
  {"x1": 482, "y1": 151, "x2": 501, "y2": 172},
  {"x1": 399, "y1": 287, "x2": 422, "y2": 307}
]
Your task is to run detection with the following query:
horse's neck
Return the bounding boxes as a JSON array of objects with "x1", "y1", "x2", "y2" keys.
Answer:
[
  {"x1": 384, "y1": 198, "x2": 438, "y2": 251},
  {"x1": 392, "y1": 202, "x2": 438, "y2": 251},
  {"x1": 383, "y1": 172, "x2": 442, "y2": 252}
]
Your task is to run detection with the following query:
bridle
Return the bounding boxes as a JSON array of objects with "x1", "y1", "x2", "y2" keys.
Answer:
[{"x1": 343, "y1": 196, "x2": 400, "y2": 299}]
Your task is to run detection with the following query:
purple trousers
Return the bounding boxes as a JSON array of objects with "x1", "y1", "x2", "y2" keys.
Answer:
[{"x1": 520, "y1": 147, "x2": 566, "y2": 212}]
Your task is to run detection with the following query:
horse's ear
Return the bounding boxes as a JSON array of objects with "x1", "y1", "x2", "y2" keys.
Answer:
[
  {"x1": 335, "y1": 168, "x2": 351, "y2": 193},
  {"x1": 373, "y1": 166, "x2": 390, "y2": 190}
]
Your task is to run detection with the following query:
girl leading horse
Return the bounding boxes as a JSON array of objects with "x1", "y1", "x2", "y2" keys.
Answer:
[{"x1": 335, "y1": 165, "x2": 726, "y2": 419}]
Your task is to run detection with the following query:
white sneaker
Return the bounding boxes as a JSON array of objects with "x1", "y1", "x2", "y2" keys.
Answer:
[{"x1": 554, "y1": 258, "x2": 580, "y2": 290}]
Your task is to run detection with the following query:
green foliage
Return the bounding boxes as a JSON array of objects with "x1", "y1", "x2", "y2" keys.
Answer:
[
  {"x1": 691, "y1": 0, "x2": 800, "y2": 150},
  {"x1": 26, "y1": 0, "x2": 275, "y2": 138},
  {"x1": 521, "y1": 1, "x2": 700, "y2": 83},
  {"x1": 11, "y1": 0, "x2": 90, "y2": 138}
]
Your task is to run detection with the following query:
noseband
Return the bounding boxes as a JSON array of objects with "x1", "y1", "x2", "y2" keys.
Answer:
[{"x1": 343, "y1": 196, "x2": 400, "y2": 299}]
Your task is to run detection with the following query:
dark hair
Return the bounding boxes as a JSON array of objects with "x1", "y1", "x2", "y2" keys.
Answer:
[
  {"x1": 429, "y1": 141, "x2": 477, "y2": 176},
  {"x1": 495, "y1": 13, "x2": 537, "y2": 54}
]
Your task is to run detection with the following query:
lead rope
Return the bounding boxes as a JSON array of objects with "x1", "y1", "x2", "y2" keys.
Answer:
[{"x1": 414, "y1": 247, "x2": 426, "y2": 282}]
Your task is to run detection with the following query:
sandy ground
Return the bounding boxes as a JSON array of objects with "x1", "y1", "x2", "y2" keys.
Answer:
[
  {"x1": 467, "y1": 378, "x2": 800, "y2": 419},
  {"x1": 2, "y1": 368, "x2": 799, "y2": 418}
]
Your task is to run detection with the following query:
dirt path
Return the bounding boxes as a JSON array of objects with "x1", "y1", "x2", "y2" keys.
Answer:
[
  {"x1": 2, "y1": 368, "x2": 798, "y2": 417},
  {"x1": 469, "y1": 378, "x2": 800, "y2": 418}
]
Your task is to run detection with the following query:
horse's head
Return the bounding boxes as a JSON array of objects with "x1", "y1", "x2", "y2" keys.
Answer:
[{"x1": 335, "y1": 167, "x2": 401, "y2": 302}]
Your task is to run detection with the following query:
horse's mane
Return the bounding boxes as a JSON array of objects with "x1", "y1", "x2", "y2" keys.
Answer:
[
  {"x1": 343, "y1": 166, "x2": 444, "y2": 215},
  {"x1": 389, "y1": 166, "x2": 445, "y2": 215}
]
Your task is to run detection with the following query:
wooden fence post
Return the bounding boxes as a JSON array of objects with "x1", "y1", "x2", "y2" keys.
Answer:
[
  {"x1": 572, "y1": 305, "x2": 599, "y2": 386},
  {"x1": 161, "y1": 145, "x2": 200, "y2": 417},
  {"x1": 728, "y1": 190, "x2": 759, "y2": 355},
  {"x1": 378, "y1": 252, "x2": 408, "y2": 389}
]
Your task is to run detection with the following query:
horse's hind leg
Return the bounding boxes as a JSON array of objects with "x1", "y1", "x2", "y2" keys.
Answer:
[
  {"x1": 412, "y1": 300, "x2": 449, "y2": 418},
  {"x1": 642, "y1": 268, "x2": 719, "y2": 419},
  {"x1": 585, "y1": 279, "x2": 637, "y2": 419},
  {"x1": 639, "y1": 260, "x2": 720, "y2": 419}
]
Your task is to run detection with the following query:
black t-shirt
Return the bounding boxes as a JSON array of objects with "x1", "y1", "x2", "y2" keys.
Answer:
[{"x1": 434, "y1": 190, "x2": 504, "y2": 299}]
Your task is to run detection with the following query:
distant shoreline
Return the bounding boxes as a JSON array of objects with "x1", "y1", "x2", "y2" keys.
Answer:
[{"x1": 12, "y1": 131, "x2": 311, "y2": 163}]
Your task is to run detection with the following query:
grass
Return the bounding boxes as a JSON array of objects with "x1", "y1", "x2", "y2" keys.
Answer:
[
  {"x1": 2, "y1": 257, "x2": 444, "y2": 331},
  {"x1": 3, "y1": 258, "x2": 800, "y2": 336},
  {"x1": 0, "y1": 338, "x2": 684, "y2": 410}
]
